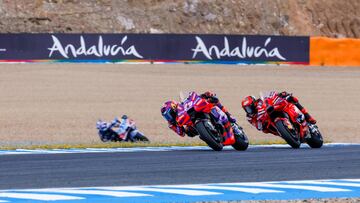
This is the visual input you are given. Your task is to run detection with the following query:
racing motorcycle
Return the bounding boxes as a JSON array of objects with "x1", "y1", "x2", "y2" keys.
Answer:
[
  {"x1": 178, "y1": 92, "x2": 248, "y2": 151},
  {"x1": 260, "y1": 92, "x2": 323, "y2": 148},
  {"x1": 96, "y1": 116, "x2": 149, "y2": 142}
]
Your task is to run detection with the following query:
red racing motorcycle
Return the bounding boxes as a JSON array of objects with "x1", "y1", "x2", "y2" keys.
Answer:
[
  {"x1": 260, "y1": 92, "x2": 323, "y2": 148},
  {"x1": 177, "y1": 92, "x2": 249, "y2": 151}
]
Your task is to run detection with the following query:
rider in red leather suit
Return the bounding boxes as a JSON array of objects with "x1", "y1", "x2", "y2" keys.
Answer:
[{"x1": 241, "y1": 91, "x2": 316, "y2": 135}]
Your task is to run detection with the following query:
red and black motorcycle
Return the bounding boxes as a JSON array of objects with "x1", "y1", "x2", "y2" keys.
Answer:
[
  {"x1": 260, "y1": 92, "x2": 323, "y2": 148},
  {"x1": 177, "y1": 92, "x2": 248, "y2": 151}
]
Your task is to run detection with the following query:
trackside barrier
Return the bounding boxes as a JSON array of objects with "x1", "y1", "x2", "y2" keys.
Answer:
[
  {"x1": 310, "y1": 37, "x2": 360, "y2": 66},
  {"x1": 1, "y1": 34, "x2": 358, "y2": 66},
  {"x1": 0, "y1": 34, "x2": 309, "y2": 64}
]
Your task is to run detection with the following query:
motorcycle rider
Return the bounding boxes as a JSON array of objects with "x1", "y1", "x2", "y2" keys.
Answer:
[
  {"x1": 115, "y1": 115, "x2": 148, "y2": 142},
  {"x1": 96, "y1": 118, "x2": 120, "y2": 142},
  {"x1": 200, "y1": 91, "x2": 237, "y2": 124},
  {"x1": 241, "y1": 91, "x2": 317, "y2": 134},
  {"x1": 96, "y1": 115, "x2": 147, "y2": 142},
  {"x1": 161, "y1": 91, "x2": 237, "y2": 145}
]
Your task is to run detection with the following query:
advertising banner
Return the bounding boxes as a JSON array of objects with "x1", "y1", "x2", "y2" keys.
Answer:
[{"x1": 0, "y1": 34, "x2": 309, "y2": 64}]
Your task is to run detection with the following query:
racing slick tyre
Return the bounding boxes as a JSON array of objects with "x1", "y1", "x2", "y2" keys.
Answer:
[
  {"x1": 275, "y1": 120, "x2": 301, "y2": 149},
  {"x1": 231, "y1": 125, "x2": 249, "y2": 151},
  {"x1": 195, "y1": 120, "x2": 223, "y2": 151},
  {"x1": 134, "y1": 133, "x2": 150, "y2": 142},
  {"x1": 306, "y1": 125, "x2": 323, "y2": 148}
]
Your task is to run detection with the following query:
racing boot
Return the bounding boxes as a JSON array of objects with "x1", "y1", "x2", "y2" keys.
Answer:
[
  {"x1": 293, "y1": 101, "x2": 316, "y2": 125},
  {"x1": 216, "y1": 102, "x2": 236, "y2": 123},
  {"x1": 223, "y1": 111, "x2": 242, "y2": 135},
  {"x1": 301, "y1": 108, "x2": 317, "y2": 124},
  {"x1": 225, "y1": 112, "x2": 237, "y2": 123}
]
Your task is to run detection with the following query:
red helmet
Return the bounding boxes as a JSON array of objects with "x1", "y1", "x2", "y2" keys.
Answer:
[
  {"x1": 241, "y1": 96, "x2": 256, "y2": 115},
  {"x1": 202, "y1": 91, "x2": 215, "y2": 98}
]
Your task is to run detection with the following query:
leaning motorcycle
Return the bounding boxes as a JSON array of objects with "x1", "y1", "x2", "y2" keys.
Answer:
[
  {"x1": 117, "y1": 118, "x2": 150, "y2": 142},
  {"x1": 97, "y1": 118, "x2": 149, "y2": 142},
  {"x1": 178, "y1": 92, "x2": 249, "y2": 151},
  {"x1": 260, "y1": 92, "x2": 323, "y2": 149}
]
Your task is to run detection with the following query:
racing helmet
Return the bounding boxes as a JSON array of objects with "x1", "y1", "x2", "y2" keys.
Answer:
[
  {"x1": 96, "y1": 120, "x2": 108, "y2": 131},
  {"x1": 241, "y1": 96, "x2": 256, "y2": 115},
  {"x1": 161, "y1": 100, "x2": 178, "y2": 124},
  {"x1": 202, "y1": 91, "x2": 215, "y2": 98}
]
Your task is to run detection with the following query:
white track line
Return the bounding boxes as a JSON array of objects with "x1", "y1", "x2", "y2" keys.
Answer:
[
  {"x1": 286, "y1": 180, "x2": 360, "y2": 187},
  {"x1": 152, "y1": 185, "x2": 283, "y2": 194},
  {"x1": 0, "y1": 143, "x2": 359, "y2": 155},
  {"x1": 96, "y1": 187, "x2": 221, "y2": 196},
  {"x1": 2, "y1": 179, "x2": 359, "y2": 201},
  {"x1": 26, "y1": 189, "x2": 151, "y2": 197},
  {"x1": 0, "y1": 192, "x2": 83, "y2": 201},
  {"x1": 342, "y1": 179, "x2": 360, "y2": 182},
  {"x1": 221, "y1": 182, "x2": 351, "y2": 192}
]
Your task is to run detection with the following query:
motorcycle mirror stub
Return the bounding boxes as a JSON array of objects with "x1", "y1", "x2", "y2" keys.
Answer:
[
  {"x1": 179, "y1": 91, "x2": 186, "y2": 102},
  {"x1": 259, "y1": 91, "x2": 265, "y2": 100}
]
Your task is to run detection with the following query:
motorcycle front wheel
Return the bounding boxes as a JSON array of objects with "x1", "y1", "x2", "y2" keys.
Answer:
[
  {"x1": 133, "y1": 133, "x2": 150, "y2": 142},
  {"x1": 306, "y1": 124, "x2": 323, "y2": 148},
  {"x1": 231, "y1": 124, "x2": 249, "y2": 151}
]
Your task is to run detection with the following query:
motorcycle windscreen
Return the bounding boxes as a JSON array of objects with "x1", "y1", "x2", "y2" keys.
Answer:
[
  {"x1": 244, "y1": 105, "x2": 255, "y2": 115},
  {"x1": 260, "y1": 91, "x2": 276, "y2": 100}
]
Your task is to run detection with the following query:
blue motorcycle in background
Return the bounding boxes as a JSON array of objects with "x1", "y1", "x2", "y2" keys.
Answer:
[{"x1": 96, "y1": 115, "x2": 149, "y2": 142}]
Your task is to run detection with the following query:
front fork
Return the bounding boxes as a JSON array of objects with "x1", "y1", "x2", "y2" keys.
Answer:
[
  {"x1": 306, "y1": 124, "x2": 319, "y2": 138},
  {"x1": 231, "y1": 123, "x2": 243, "y2": 136}
]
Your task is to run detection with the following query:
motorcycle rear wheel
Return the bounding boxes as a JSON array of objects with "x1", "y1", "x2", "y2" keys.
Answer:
[
  {"x1": 195, "y1": 120, "x2": 223, "y2": 151},
  {"x1": 275, "y1": 120, "x2": 301, "y2": 149}
]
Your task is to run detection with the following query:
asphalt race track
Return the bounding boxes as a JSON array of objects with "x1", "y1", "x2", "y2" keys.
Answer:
[{"x1": 1, "y1": 145, "x2": 359, "y2": 190}]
